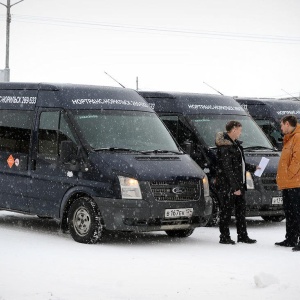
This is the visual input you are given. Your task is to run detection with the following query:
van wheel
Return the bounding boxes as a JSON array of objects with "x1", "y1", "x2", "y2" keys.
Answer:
[
  {"x1": 165, "y1": 229, "x2": 194, "y2": 238},
  {"x1": 68, "y1": 197, "x2": 104, "y2": 244},
  {"x1": 205, "y1": 196, "x2": 220, "y2": 227},
  {"x1": 261, "y1": 215, "x2": 285, "y2": 222}
]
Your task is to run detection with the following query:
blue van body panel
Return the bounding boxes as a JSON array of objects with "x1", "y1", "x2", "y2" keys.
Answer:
[{"x1": 90, "y1": 152, "x2": 203, "y2": 181}]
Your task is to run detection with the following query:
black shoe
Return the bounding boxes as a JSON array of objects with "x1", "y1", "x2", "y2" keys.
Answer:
[
  {"x1": 238, "y1": 237, "x2": 257, "y2": 244},
  {"x1": 219, "y1": 238, "x2": 235, "y2": 245},
  {"x1": 275, "y1": 240, "x2": 296, "y2": 247},
  {"x1": 292, "y1": 245, "x2": 300, "y2": 252}
]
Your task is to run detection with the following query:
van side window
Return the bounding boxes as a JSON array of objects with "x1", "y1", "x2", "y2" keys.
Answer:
[
  {"x1": 38, "y1": 111, "x2": 60, "y2": 155},
  {"x1": 0, "y1": 110, "x2": 33, "y2": 153},
  {"x1": 59, "y1": 115, "x2": 76, "y2": 144},
  {"x1": 159, "y1": 115, "x2": 178, "y2": 139},
  {"x1": 255, "y1": 119, "x2": 282, "y2": 146},
  {"x1": 177, "y1": 117, "x2": 194, "y2": 145},
  {"x1": 159, "y1": 115, "x2": 193, "y2": 145},
  {"x1": 38, "y1": 111, "x2": 76, "y2": 156}
]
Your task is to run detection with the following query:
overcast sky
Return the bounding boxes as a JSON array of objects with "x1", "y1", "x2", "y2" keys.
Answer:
[{"x1": 0, "y1": 0, "x2": 299, "y2": 97}]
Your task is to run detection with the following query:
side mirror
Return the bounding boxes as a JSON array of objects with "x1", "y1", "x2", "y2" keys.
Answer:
[
  {"x1": 275, "y1": 141, "x2": 283, "y2": 151},
  {"x1": 60, "y1": 140, "x2": 76, "y2": 163},
  {"x1": 182, "y1": 140, "x2": 193, "y2": 155}
]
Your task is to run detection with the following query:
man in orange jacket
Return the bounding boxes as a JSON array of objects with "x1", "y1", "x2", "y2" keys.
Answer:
[{"x1": 276, "y1": 115, "x2": 300, "y2": 251}]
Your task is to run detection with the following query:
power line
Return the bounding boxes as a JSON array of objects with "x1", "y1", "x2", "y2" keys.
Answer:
[{"x1": 1, "y1": 13, "x2": 300, "y2": 44}]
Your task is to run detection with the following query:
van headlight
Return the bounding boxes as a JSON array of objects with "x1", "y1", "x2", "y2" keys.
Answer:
[
  {"x1": 118, "y1": 176, "x2": 142, "y2": 199},
  {"x1": 246, "y1": 171, "x2": 255, "y2": 189},
  {"x1": 202, "y1": 174, "x2": 210, "y2": 197}
]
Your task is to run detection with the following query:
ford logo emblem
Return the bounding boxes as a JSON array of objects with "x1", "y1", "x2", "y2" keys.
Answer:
[{"x1": 172, "y1": 187, "x2": 185, "y2": 195}]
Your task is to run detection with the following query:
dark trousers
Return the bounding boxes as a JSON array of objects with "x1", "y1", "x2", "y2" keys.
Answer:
[
  {"x1": 282, "y1": 188, "x2": 300, "y2": 244},
  {"x1": 219, "y1": 192, "x2": 248, "y2": 239}
]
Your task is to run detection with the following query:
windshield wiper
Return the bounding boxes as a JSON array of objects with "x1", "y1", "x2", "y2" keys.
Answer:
[
  {"x1": 93, "y1": 147, "x2": 182, "y2": 155},
  {"x1": 244, "y1": 146, "x2": 275, "y2": 151},
  {"x1": 141, "y1": 149, "x2": 183, "y2": 155},
  {"x1": 93, "y1": 147, "x2": 147, "y2": 154}
]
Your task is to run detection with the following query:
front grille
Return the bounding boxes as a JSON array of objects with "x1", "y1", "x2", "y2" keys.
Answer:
[
  {"x1": 150, "y1": 180, "x2": 200, "y2": 201},
  {"x1": 261, "y1": 173, "x2": 278, "y2": 191}
]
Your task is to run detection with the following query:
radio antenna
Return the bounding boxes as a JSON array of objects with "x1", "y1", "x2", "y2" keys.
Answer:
[
  {"x1": 281, "y1": 89, "x2": 300, "y2": 101},
  {"x1": 203, "y1": 82, "x2": 224, "y2": 95},
  {"x1": 104, "y1": 71, "x2": 125, "y2": 88}
]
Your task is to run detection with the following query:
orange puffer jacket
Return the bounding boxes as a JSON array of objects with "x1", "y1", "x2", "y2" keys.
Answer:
[{"x1": 276, "y1": 124, "x2": 300, "y2": 190}]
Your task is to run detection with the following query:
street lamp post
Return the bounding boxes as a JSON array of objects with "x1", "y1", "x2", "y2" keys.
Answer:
[{"x1": 0, "y1": 0, "x2": 24, "y2": 82}]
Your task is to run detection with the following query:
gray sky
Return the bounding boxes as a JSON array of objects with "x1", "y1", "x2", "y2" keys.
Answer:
[{"x1": 0, "y1": 0, "x2": 299, "y2": 97}]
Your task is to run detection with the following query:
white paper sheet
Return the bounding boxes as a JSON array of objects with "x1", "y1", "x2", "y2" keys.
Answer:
[{"x1": 254, "y1": 157, "x2": 270, "y2": 177}]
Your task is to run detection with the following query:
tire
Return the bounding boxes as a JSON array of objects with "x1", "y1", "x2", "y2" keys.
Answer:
[
  {"x1": 261, "y1": 215, "x2": 285, "y2": 222},
  {"x1": 68, "y1": 197, "x2": 104, "y2": 244},
  {"x1": 165, "y1": 229, "x2": 194, "y2": 238},
  {"x1": 205, "y1": 197, "x2": 220, "y2": 227}
]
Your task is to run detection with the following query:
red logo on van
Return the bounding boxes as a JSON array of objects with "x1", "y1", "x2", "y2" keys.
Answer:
[{"x1": 7, "y1": 155, "x2": 15, "y2": 168}]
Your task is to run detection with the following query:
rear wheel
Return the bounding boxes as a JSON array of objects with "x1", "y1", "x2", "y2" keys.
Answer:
[
  {"x1": 261, "y1": 215, "x2": 285, "y2": 222},
  {"x1": 165, "y1": 229, "x2": 194, "y2": 238},
  {"x1": 68, "y1": 197, "x2": 104, "y2": 244}
]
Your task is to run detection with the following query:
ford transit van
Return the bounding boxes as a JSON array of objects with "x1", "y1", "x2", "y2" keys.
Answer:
[
  {"x1": 236, "y1": 97, "x2": 300, "y2": 150},
  {"x1": 0, "y1": 83, "x2": 212, "y2": 243},
  {"x1": 139, "y1": 91, "x2": 284, "y2": 225}
]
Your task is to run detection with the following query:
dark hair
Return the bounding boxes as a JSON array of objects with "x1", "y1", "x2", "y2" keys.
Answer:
[
  {"x1": 281, "y1": 115, "x2": 297, "y2": 127},
  {"x1": 226, "y1": 120, "x2": 242, "y2": 132}
]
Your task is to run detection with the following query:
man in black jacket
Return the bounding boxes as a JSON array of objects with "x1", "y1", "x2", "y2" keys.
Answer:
[{"x1": 215, "y1": 120, "x2": 259, "y2": 245}]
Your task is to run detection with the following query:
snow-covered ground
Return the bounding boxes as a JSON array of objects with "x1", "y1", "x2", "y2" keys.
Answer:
[{"x1": 0, "y1": 211, "x2": 299, "y2": 300}]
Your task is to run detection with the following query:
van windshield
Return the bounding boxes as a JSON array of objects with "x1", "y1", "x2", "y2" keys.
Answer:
[
  {"x1": 72, "y1": 110, "x2": 180, "y2": 152},
  {"x1": 189, "y1": 115, "x2": 274, "y2": 149}
]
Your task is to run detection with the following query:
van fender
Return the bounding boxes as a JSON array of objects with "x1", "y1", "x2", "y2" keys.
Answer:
[
  {"x1": 59, "y1": 185, "x2": 102, "y2": 222},
  {"x1": 59, "y1": 185, "x2": 107, "y2": 233}
]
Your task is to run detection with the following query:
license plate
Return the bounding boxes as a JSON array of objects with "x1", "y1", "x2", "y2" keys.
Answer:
[
  {"x1": 165, "y1": 208, "x2": 193, "y2": 218},
  {"x1": 272, "y1": 197, "x2": 283, "y2": 205}
]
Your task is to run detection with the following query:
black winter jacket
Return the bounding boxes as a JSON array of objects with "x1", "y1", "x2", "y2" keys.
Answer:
[{"x1": 215, "y1": 132, "x2": 256, "y2": 194}]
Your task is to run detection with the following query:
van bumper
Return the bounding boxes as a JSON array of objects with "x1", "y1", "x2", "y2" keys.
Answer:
[
  {"x1": 244, "y1": 189, "x2": 284, "y2": 217},
  {"x1": 93, "y1": 195, "x2": 212, "y2": 232}
]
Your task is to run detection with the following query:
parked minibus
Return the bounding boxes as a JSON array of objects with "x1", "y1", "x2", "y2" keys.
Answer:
[
  {"x1": 139, "y1": 91, "x2": 284, "y2": 225},
  {"x1": 0, "y1": 83, "x2": 212, "y2": 243}
]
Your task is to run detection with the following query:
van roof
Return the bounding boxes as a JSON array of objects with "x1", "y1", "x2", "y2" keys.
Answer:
[
  {"x1": 0, "y1": 82, "x2": 59, "y2": 91},
  {"x1": 236, "y1": 97, "x2": 300, "y2": 120},
  {"x1": 0, "y1": 82, "x2": 152, "y2": 111},
  {"x1": 139, "y1": 91, "x2": 247, "y2": 116}
]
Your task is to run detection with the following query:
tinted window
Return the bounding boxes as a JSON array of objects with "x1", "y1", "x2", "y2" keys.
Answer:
[
  {"x1": 0, "y1": 110, "x2": 33, "y2": 153},
  {"x1": 38, "y1": 111, "x2": 76, "y2": 156}
]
